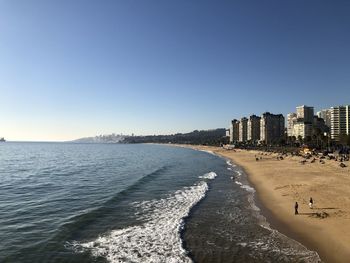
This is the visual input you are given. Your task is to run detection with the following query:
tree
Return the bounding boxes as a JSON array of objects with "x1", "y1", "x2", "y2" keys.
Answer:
[
  {"x1": 297, "y1": 135, "x2": 303, "y2": 145},
  {"x1": 339, "y1": 134, "x2": 349, "y2": 146},
  {"x1": 305, "y1": 136, "x2": 312, "y2": 144}
]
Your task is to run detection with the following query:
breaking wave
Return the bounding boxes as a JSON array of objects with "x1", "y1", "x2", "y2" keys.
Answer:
[
  {"x1": 226, "y1": 160, "x2": 236, "y2": 167},
  {"x1": 199, "y1": 149, "x2": 216, "y2": 156},
  {"x1": 235, "y1": 180, "x2": 255, "y2": 193},
  {"x1": 198, "y1": 171, "x2": 217, "y2": 180},
  {"x1": 73, "y1": 174, "x2": 215, "y2": 263}
]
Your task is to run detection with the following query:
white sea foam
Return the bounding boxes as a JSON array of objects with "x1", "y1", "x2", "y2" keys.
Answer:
[
  {"x1": 235, "y1": 180, "x2": 255, "y2": 193},
  {"x1": 226, "y1": 160, "x2": 236, "y2": 167},
  {"x1": 198, "y1": 171, "x2": 217, "y2": 180},
  {"x1": 199, "y1": 149, "x2": 216, "y2": 156},
  {"x1": 75, "y1": 181, "x2": 211, "y2": 263},
  {"x1": 234, "y1": 180, "x2": 243, "y2": 186},
  {"x1": 240, "y1": 232, "x2": 321, "y2": 262},
  {"x1": 240, "y1": 184, "x2": 255, "y2": 193},
  {"x1": 247, "y1": 193, "x2": 261, "y2": 215}
]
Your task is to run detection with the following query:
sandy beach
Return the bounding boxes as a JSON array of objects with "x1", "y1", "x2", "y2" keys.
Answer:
[{"x1": 180, "y1": 145, "x2": 350, "y2": 263}]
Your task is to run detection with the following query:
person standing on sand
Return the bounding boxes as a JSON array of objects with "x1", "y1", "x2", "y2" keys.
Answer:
[
  {"x1": 309, "y1": 197, "x2": 313, "y2": 209},
  {"x1": 295, "y1": 202, "x2": 299, "y2": 215}
]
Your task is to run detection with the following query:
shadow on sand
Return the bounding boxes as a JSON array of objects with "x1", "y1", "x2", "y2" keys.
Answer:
[
  {"x1": 297, "y1": 210, "x2": 330, "y2": 218},
  {"x1": 297, "y1": 207, "x2": 338, "y2": 216},
  {"x1": 298, "y1": 212, "x2": 319, "y2": 216},
  {"x1": 314, "y1": 207, "x2": 338, "y2": 210}
]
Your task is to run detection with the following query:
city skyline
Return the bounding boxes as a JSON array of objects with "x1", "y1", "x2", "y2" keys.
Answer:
[{"x1": 1, "y1": 1, "x2": 350, "y2": 141}]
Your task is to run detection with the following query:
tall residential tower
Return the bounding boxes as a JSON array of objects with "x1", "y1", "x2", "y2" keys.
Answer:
[
  {"x1": 247, "y1": 115, "x2": 261, "y2": 142},
  {"x1": 239, "y1": 117, "x2": 248, "y2": 142},
  {"x1": 260, "y1": 112, "x2": 285, "y2": 144},
  {"x1": 330, "y1": 105, "x2": 350, "y2": 141},
  {"x1": 288, "y1": 105, "x2": 314, "y2": 139},
  {"x1": 229, "y1": 119, "x2": 240, "y2": 143}
]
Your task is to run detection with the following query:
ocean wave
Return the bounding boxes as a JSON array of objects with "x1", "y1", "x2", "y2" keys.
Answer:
[
  {"x1": 237, "y1": 230, "x2": 321, "y2": 262},
  {"x1": 240, "y1": 184, "x2": 255, "y2": 193},
  {"x1": 102, "y1": 165, "x2": 170, "y2": 200},
  {"x1": 199, "y1": 149, "x2": 216, "y2": 156},
  {"x1": 73, "y1": 181, "x2": 211, "y2": 263},
  {"x1": 233, "y1": 184, "x2": 321, "y2": 262},
  {"x1": 234, "y1": 180, "x2": 255, "y2": 193},
  {"x1": 226, "y1": 160, "x2": 236, "y2": 167},
  {"x1": 234, "y1": 180, "x2": 243, "y2": 186},
  {"x1": 198, "y1": 172, "x2": 217, "y2": 180}
]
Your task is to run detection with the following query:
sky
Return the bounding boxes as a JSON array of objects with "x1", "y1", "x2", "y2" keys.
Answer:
[{"x1": 1, "y1": 0, "x2": 350, "y2": 141}]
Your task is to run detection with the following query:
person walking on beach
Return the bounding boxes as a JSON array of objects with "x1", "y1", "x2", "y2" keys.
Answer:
[
  {"x1": 309, "y1": 197, "x2": 313, "y2": 209},
  {"x1": 295, "y1": 202, "x2": 299, "y2": 215}
]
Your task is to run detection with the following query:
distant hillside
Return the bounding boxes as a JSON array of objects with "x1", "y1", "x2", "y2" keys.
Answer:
[
  {"x1": 71, "y1": 134, "x2": 125, "y2": 143},
  {"x1": 122, "y1": 129, "x2": 228, "y2": 146}
]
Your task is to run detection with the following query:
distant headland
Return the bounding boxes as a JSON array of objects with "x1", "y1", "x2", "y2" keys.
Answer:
[{"x1": 70, "y1": 129, "x2": 228, "y2": 145}]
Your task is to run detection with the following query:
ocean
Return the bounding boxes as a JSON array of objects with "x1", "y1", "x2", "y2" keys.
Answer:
[{"x1": 0, "y1": 142, "x2": 321, "y2": 262}]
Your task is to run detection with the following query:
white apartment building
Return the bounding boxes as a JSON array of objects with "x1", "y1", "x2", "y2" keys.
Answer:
[
  {"x1": 296, "y1": 105, "x2": 314, "y2": 123},
  {"x1": 330, "y1": 105, "x2": 350, "y2": 141},
  {"x1": 287, "y1": 113, "x2": 297, "y2": 137},
  {"x1": 293, "y1": 122, "x2": 313, "y2": 140},
  {"x1": 348, "y1": 107, "x2": 350, "y2": 135},
  {"x1": 288, "y1": 105, "x2": 314, "y2": 139}
]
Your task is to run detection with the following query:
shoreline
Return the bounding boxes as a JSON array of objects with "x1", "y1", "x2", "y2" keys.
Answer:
[
  {"x1": 234, "y1": 159, "x2": 322, "y2": 258},
  {"x1": 170, "y1": 144, "x2": 350, "y2": 263}
]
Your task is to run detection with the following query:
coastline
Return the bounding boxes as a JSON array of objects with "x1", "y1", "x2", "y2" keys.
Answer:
[{"x1": 172, "y1": 144, "x2": 350, "y2": 263}]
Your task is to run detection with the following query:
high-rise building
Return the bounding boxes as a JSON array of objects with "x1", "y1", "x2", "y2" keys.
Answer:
[
  {"x1": 247, "y1": 115, "x2": 261, "y2": 142},
  {"x1": 293, "y1": 122, "x2": 313, "y2": 140},
  {"x1": 260, "y1": 112, "x2": 285, "y2": 144},
  {"x1": 296, "y1": 105, "x2": 314, "y2": 123},
  {"x1": 239, "y1": 117, "x2": 248, "y2": 142},
  {"x1": 229, "y1": 119, "x2": 240, "y2": 143},
  {"x1": 313, "y1": 116, "x2": 329, "y2": 134},
  {"x1": 348, "y1": 106, "x2": 350, "y2": 135},
  {"x1": 287, "y1": 113, "x2": 297, "y2": 137},
  {"x1": 288, "y1": 105, "x2": 314, "y2": 139},
  {"x1": 316, "y1": 109, "x2": 331, "y2": 128},
  {"x1": 330, "y1": 105, "x2": 350, "y2": 141}
]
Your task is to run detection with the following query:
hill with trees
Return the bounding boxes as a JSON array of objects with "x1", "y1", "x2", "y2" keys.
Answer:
[{"x1": 122, "y1": 129, "x2": 228, "y2": 146}]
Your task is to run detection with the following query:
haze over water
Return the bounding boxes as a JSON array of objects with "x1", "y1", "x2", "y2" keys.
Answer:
[{"x1": 0, "y1": 142, "x2": 320, "y2": 262}]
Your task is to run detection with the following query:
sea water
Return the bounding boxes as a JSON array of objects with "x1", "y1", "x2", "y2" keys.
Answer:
[{"x1": 0, "y1": 143, "x2": 320, "y2": 262}]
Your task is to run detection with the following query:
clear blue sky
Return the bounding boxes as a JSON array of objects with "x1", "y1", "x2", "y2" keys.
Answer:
[{"x1": 1, "y1": 0, "x2": 349, "y2": 141}]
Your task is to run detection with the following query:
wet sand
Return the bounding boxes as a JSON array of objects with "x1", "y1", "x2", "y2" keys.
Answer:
[{"x1": 180, "y1": 145, "x2": 350, "y2": 263}]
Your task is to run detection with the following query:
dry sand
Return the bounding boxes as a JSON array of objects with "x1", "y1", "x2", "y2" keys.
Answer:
[{"x1": 179, "y1": 145, "x2": 350, "y2": 263}]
